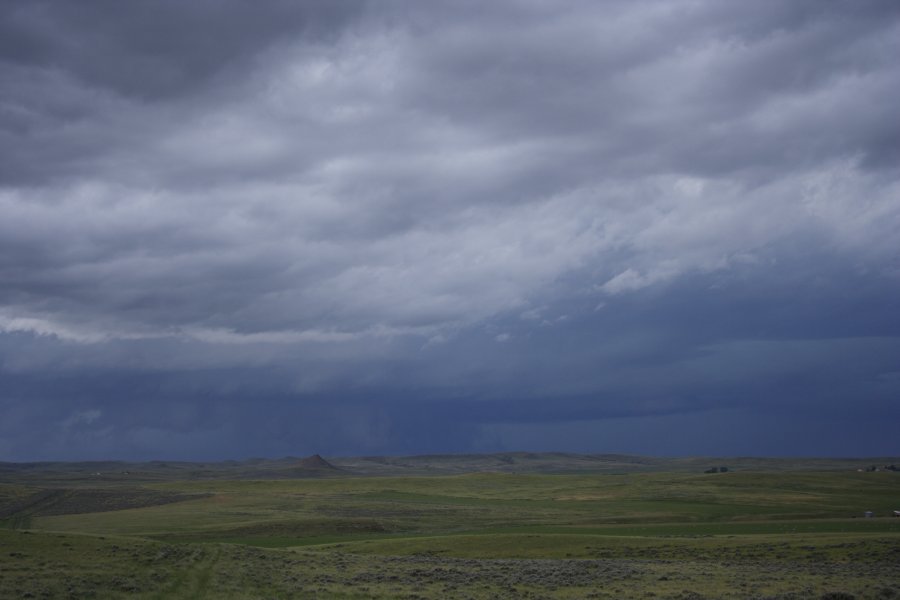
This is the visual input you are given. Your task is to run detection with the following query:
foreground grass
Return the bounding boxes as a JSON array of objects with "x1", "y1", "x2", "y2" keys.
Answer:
[
  {"x1": 3, "y1": 528, "x2": 899, "y2": 599},
  {"x1": 2, "y1": 468, "x2": 900, "y2": 598}
]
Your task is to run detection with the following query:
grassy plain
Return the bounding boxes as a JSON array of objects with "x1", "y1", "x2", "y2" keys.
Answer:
[{"x1": 1, "y1": 455, "x2": 899, "y2": 598}]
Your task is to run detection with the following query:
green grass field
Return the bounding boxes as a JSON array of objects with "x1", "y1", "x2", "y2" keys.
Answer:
[{"x1": 1, "y1": 457, "x2": 899, "y2": 598}]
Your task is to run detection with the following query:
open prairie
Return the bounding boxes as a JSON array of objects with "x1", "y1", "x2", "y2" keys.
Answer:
[{"x1": 1, "y1": 454, "x2": 899, "y2": 598}]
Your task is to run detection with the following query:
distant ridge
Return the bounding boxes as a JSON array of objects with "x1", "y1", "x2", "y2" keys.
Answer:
[
  {"x1": 3, "y1": 453, "x2": 898, "y2": 484},
  {"x1": 298, "y1": 454, "x2": 337, "y2": 470}
]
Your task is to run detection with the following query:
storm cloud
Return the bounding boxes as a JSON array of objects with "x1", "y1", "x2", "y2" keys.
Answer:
[{"x1": 1, "y1": 1, "x2": 899, "y2": 460}]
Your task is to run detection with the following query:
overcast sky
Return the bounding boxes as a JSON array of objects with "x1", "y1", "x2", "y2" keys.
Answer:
[{"x1": 2, "y1": 0, "x2": 899, "y2": 461}]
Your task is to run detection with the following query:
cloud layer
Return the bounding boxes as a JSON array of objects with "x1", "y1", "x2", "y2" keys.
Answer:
[{"x1": 2, "y1": 1, "x2": 899, "y2": 459}]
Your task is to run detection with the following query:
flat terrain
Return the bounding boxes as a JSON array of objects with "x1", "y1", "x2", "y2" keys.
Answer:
[{"x1": 1, "y1": 454, "x2": 899, "y2": 598}]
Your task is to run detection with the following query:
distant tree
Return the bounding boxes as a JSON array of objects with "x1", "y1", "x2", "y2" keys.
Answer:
[{"x1": 720, "y1": 466, "x2": 728, "y2": 473}]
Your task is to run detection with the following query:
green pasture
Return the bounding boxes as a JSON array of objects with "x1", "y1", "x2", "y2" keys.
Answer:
[
  {"x1": 30, "y1": 471, "x2": 900, "y2": 539},
  {"x1": 318, "y1": 529, "x2": 900, "y2": 561},
  {"x1": 2, "y1": 466, "x2": 899, "y2": 598}
]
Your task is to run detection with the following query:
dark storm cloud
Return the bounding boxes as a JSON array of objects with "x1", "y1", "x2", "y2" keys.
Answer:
[
  {"x1": 0, "y1": 0, "x2": 368, "y2": 187},
  {"x1": 1, "y1": 1, "x2": 899, "y2": 459},
  {"x1": 0, "y1": 0, "x2": 365, "y2": 98}
]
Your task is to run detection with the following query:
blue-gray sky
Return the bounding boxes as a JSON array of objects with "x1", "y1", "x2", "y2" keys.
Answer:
[{"x1": 2, "y1": 0, "x2": 899, "y2": 460}]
